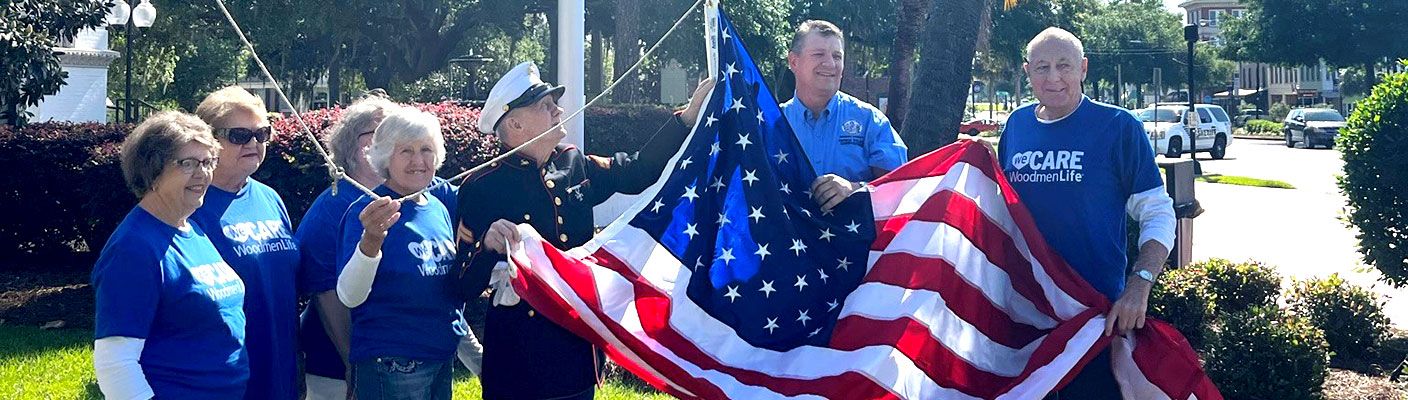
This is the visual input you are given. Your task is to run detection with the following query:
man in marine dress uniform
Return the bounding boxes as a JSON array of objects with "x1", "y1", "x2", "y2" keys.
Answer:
[{"x1": 453, "y1": 62, "x2": 712, "y2": 400}]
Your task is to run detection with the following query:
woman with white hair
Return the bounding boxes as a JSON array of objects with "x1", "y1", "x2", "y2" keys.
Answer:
[
  {"x1": 336, "y1": 108, "x2": 466, "y2": 400},
  {"x1": 297, "y1": 96, "x2": 478, "y2": 399}
]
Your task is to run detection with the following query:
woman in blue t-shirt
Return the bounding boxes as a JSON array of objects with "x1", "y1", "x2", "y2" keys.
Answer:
[
  {"x1": 191, "y1": 86, "x2": 304, "y2": 400},
  {"x1": 297, "y1": 96, "x2": 478, "y2": 400},
  {"x1": 337, "y1": 108, "x2": 467, "y2": 400},
  {"x1": 93, "y1": 111, "x2": 249, "y2": 399}
]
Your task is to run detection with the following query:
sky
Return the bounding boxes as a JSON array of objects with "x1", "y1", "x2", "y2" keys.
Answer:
[{"x1": 1163, "y1": 0, "x2": 1185, "y2": 14}]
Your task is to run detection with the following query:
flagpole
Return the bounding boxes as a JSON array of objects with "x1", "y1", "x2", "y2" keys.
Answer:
[{"x1": 704, "y1": 0, "x2": 719, "y2": 78}]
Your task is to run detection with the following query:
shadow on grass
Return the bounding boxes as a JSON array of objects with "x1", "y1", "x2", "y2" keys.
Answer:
[{"x1": 0, "y1": 325, "x2": 90, "y2": 362}]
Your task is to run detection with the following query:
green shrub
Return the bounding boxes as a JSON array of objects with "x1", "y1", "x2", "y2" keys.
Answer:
[
  {"x1": 0, "y1": 104, "x2": 679, "y2": 262},
  {"x1": 1200, "y1": 258, "x2": 1281, "y2": 315},
  {"x1": 1244, "y1": 119, "x2": 1283, "y2": 134},
  {"x1": 0, "y1": 122, "x2": 134, "y2": 258},
  {"x1": 1269, "y1": 102, "x2": 1292, "y2": 121},
  {"x1": 584, "y1": 104, "x2": 676, "y2": 153},
  {"x1": 266, "y1": 102, "x2": 500, "y2": 222},
  {"x1": 1337, "y1": 63, "x2": 1408, "y2": 288},
  {"x1": 1205, "y1": 306, "x2": 1329, "y2": 400},
  {"x1": 1287, "y1": 274, "x2": 1389, "y2": 361},
  {"x1": 1148, "y1": 265, "x2": 1216, "y2": 351}
]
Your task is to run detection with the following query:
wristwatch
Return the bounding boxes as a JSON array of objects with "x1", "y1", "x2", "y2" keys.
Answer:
[{"x1": 1133, "y1": 269, "x2": 1157, "y2": 284}]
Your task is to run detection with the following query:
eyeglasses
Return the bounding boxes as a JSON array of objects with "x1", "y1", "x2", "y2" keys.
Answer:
[
  {"x1": 217, "y1": 126, "x2": 272, "y2": 145},
  {"x1": 172, "y1": 157, "x2": 219, "y2": 174}
]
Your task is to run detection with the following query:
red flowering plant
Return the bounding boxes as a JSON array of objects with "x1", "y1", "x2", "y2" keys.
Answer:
[{"x1": 262, "y1": 102, "x2": 499, "y2": 223}]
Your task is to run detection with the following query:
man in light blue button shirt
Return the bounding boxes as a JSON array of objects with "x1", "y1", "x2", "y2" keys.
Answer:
[{"x1": 780, "y1": 20, "x2": 908, "y2": 211}]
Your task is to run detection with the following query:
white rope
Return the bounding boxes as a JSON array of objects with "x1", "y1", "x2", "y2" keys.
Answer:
[
  {"x1": 214, "y1": 0, "x2": 703, "y2": 202},
  {"x1": 213, "y1": 0, "x2": 376, "y2": 198},
  {"x1": 432, "y1": 0, "x2": 706, "y2": 200}
]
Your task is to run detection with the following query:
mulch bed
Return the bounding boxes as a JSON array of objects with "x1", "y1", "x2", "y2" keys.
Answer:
[
  {"x1": 0, "y1": 267, "x2": 93, "y2": 330},
  {"x1": 1324, "y1": 368, "x2": 1406, "y2": 400}
]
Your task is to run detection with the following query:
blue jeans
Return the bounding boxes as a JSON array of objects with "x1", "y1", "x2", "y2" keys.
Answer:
[
  {"x1": 1046, "y1": 349, "x2": 1119, "y2": 400},
  {"x1": 352, "y1": 357, "x2": 452, "y2": 400}
]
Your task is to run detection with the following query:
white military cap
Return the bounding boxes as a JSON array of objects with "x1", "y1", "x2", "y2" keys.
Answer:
[{"x1": 478, "y1": 61, "x2": 566, "y2": 134}]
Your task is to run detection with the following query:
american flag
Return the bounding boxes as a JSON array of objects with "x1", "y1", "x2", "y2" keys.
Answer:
[{"x1": 501, "y1": 7, "x2": 1221, "y2": 399}]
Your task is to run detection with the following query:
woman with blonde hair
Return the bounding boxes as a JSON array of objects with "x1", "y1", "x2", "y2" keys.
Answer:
[{"x1": 191, "y1": 86, "x2": 303, "y2": 400}]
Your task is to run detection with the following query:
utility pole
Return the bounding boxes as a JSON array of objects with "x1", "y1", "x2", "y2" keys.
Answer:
[
  {"x1": 1184, "y1": 24, "x2": 1198, "y2": 112},
  {"x1": 1116, "y1": 64, "x2": 1123, "y2": 108}
]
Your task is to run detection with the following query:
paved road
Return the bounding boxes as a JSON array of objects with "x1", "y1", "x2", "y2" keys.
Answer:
[{"x1": 1180, "y1": 137, "x2": 1407, "y2": 327}]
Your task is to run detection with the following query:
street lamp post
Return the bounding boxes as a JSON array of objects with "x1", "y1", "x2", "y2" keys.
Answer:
[
  {"x1": 107, "y1": 0, "x2": 156, "y2": 123},
  {"x1": 1184, "y1": 24, "x2": 1198, "y2": 112}
]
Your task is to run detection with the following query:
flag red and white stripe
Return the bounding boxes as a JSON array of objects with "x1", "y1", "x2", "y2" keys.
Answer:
[{"x1": 502, "y1": 141, "x2": 1220, "y2": 399}]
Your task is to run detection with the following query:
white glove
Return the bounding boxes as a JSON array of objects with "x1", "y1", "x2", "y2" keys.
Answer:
[
  {"x1": 456, "y1": 330, "x2": 484, "y2": 377},
  {"x1": 489, "y1": 260, "x2": 521, "y2": 307}
]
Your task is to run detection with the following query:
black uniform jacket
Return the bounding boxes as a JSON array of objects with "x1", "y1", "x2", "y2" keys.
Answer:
[{"x1": 453, "y1": 113, "x2": 690, "y2": 400}]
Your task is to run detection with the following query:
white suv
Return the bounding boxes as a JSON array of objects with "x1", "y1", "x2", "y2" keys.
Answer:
[{"x1": 1135, "y1": 103, "x2": 1233, "y2": 159}]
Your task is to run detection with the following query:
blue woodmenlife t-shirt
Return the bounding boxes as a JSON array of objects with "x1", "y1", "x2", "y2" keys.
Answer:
[
  {"x1": 295, "y1": 177, "x2": 458, "y2": 379},
  {"x1": 337, "y1": 185, "x2": 466, "y2": 363},
  {"x1": 93, "y1": 207, "x2": 248, "y2": 399},
  {"x1": 997, "y1": 97, "x2": 1163, "y2": 301},
  {"x1": 191, "y1": 177, "x2": 301, "y2": 400}
]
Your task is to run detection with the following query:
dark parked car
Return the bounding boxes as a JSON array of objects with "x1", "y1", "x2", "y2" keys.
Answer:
[
  {"x1": 1283, "y1": 108, "x2": 1346, "y2": 149},
  {"x1": 1233, "y1": 109, "x2": 1268, "y2": 127}
]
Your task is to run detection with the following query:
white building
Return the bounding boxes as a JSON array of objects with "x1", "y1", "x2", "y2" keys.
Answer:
[
  {"x1": 1179, "y1": 0, "x2": 1340, "y2": 107},
  {"x1": 26, "y1": 29, "x2": 121, "y2": 123}
]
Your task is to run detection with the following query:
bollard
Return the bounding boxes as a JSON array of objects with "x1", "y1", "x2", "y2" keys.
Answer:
[{"x1": 1158, "y1": 159, "x2": 1203, "y2": 268}]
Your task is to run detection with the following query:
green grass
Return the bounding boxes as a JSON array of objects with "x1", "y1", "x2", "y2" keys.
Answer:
[
  {"x1": 0, "y1": 325, "x2": 100, "y2": 399},
  {"x1": 0, "y1": 325, "x2": 668, "y2": 399},
  {"x1": 1196, "y1": 174, "x2": 1296, "y2": 189}
]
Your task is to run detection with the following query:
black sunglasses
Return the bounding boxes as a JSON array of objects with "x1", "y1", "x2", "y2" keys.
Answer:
[{"x1": 219, "y1": 126, "x2": 272, "y2": 145}]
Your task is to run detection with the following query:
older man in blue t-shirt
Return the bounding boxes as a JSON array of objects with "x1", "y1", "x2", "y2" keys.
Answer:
[
  {"x1": 998, "y1": 27, "x2": 1176, "y2": 399},
  {"x1": 780, "y1": 20, "x2": 907, "y2": 212}
]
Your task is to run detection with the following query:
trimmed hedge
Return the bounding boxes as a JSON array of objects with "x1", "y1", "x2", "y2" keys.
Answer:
[
  {"x1": 0, "y1": 122, "x2": 135, "y2": 258},
  {"x1": 263, "y1": 102, "x2": 500, "y2": 222},
  {"x1": 583, "y1": 104, "x2": 676, "y2": 154},
  {"x1": 1287, "y1": 274, "x2": 1390, "y2": 361},
  {"x1": 0, "y1": 104, "x2": 668, "y2": 263},
  {"x1": 1243, "y1": 120, "x2": 1283, "y2": 135},
  {"x1": 1146, "y1": 259, "x2": 1398, "y2": 398},
  {"x1": 1201, "y1": 258, "x2": 1281, "y2": 315},
  {"x1": 1338, "y1": 64, "x2": 1408, "y2": 288},
  {"x1": 1205, "y1": 306, "x2": 1330, "y2": 400},
  {"x1": 1148, "y1": 265, "x2": 1216, "y2": 351}
]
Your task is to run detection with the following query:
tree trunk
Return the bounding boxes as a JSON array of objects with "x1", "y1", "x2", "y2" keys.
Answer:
[
  {"x1": 589, "y1": 29, "x2": 604, "y2": 98},
  {"x1": 899, "y1": 0, "x2": 988, "y2": 157},
  {"x1": 327, "y1": 47, "x2": 343, "y2": 107},
  {"x1": 1365, "y1": 62, "x2": 1377, "y2": 89},
  {"x1": 612, "y1": 0, "x2": 641, "y2": 104},
  {"x1": 887, "y1": 0, "x2": 931, "y2": 130}
]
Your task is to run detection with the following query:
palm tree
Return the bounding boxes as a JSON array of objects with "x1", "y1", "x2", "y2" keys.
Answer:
[
  {"x1": 886, "y1": 0, "x2": 932, "y2": 131},
  {"x1": 897, "y1": 0, "x2": 1022, "y2": 156},
  {"x1": 612, "y1": 0, "x2": 641, "y2": 104}
]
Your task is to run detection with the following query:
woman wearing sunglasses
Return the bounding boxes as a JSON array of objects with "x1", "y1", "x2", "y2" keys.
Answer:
[
  {"x1": 336, "y1": 108, "x2": 467, "y2": 400},
  {"x1": 93, "y1": 111, "x2": 249, "y2": 399},
  {"x1": 191, "y1": 86, "x2": 304, "y2": 400}
]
